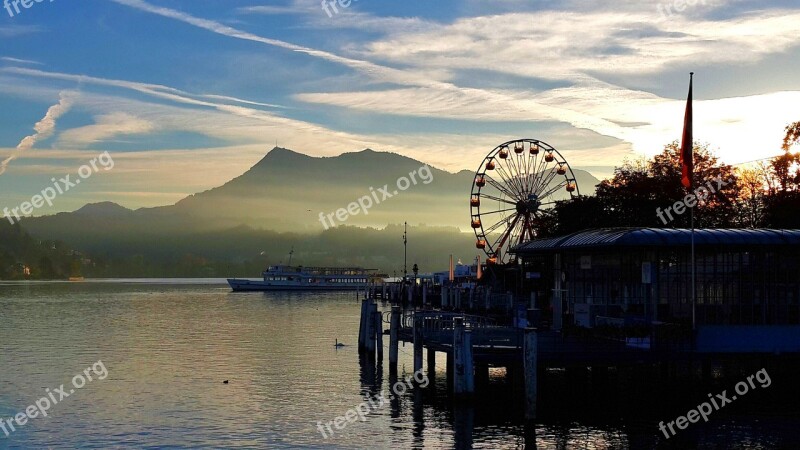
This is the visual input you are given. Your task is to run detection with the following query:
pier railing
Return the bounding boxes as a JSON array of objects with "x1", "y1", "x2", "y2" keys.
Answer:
[{"x1": 403, "y1": 311, "x2": 498, "y2": 331}]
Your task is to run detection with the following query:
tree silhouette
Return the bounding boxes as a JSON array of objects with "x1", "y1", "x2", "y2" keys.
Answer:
[
  {"x1": 783, "y1": 121, "x2": 800, "y2": 151},
  {"x1": 547, "y1": 142, "x2": 742, "y2": 234}
]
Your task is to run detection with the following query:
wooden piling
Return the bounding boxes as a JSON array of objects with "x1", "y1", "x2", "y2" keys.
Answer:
[
  {"x1": 389, "y1": 306, "x2": 400, "y2": 367},
  {"x1": 413, "y1": 313, "x2": 424, "y2": 373},
  {"x1": 375, "y1": 307, "x2": 384, "y2": 362},
  {"x1": 446, "y1": 351, "x2": 454, "y2": 389},
  {"x1": 365, "y1": 302, "x2": 376, "y2": 355},
  {"x1": 523, "y1": 328, "x2": 538, "y2": 420},
  {"x1": 453, "y1": 317, "x2": 475, "y2": 395},
  {"x1": 358, "y1": 299, "x2": 368, "y2": 353},
  {"x1": 427, "y1": 348, "x2": 436, "y2": 380}
]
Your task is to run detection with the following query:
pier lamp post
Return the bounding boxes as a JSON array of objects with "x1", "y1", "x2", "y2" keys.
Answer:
[{"x1": 403, "y1": 222, "x2": 408, "y2": 283}]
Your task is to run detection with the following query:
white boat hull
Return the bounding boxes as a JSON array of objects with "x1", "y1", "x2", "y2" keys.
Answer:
[{"x1": 227, "y1": 278, "x2": 365, "y2": 292}]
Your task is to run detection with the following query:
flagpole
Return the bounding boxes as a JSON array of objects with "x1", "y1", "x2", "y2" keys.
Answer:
[
  {"x1": 691, "y1": 188, "x2": 696, "y2": 332},
  {"x1": 688, "y1": 72, "x2": 696, "y2": 333}
]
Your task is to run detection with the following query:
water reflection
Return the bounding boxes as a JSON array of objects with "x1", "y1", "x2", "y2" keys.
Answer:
[{"x1": 0, "y1": 282, "x2": 798, "y2": 448}]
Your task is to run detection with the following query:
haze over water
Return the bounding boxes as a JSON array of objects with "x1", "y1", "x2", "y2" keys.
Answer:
[{"x1": 0, "y1": 281, "x2": 796, "y2": 449}]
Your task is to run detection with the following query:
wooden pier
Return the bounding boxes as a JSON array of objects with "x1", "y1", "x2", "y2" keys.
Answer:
[
  {"x1": 357, "y1": 284, "x2": 659, "y2": 419},
  {"x1": 356, "y1": 278, "x2": 800, "y2": 422}
]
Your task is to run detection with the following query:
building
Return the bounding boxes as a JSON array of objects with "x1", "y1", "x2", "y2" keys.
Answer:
[{"x1": 513, "y1": 228, "x2": 800, "y2": 353}]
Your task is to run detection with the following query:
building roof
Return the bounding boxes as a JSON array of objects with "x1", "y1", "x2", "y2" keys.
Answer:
[{"x1": 513, "y1": 228, "x2": 800, "y2": 253}]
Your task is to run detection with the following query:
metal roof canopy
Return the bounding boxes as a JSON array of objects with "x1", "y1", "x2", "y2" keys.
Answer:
[{"x1": 513, "y1": 228, "x2": 800, "y2": 253}]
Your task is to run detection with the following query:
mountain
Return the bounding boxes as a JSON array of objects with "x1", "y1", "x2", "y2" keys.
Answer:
[
  {"x1": 75, "y1": 202, "x2": 134, "y2": 218},
  {"x1": 142, "y1": 147, "x2": 601, "y2": 231},
  {"x1": 18, "y1": 147, "x2": 601, "y2": 274}
]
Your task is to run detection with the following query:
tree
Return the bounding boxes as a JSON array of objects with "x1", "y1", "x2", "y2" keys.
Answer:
[
  {"x1": 769, "y1": 151, "x2": 800, "y2": 192},
  {"x1": 548, "y1": 141, "x2": 741, "y2": 232},
  {"x1": 783, "y1": 121, "x2": 800, "y2": 151},
  {"x1": 734, "y1": 165, "x2": 767, "y2": 228}
]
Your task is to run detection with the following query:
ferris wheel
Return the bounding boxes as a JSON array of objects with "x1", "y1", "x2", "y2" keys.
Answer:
[{"x1": 470, "y1": 139, "x2": 580, "y2": 264}]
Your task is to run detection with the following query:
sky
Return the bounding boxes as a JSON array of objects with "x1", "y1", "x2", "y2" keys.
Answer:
[{"x1": 0, "y1": 0, "x2": 799, "y2": 214}]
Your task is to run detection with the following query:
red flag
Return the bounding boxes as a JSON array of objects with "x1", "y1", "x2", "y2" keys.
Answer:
[{"x1": 680, "y1": 73, "x2": 694, "y2": 189}]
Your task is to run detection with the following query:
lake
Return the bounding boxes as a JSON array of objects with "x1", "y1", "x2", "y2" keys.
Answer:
[{"x1": 0, "y1": 281, "x2": 798, "y2": 449}]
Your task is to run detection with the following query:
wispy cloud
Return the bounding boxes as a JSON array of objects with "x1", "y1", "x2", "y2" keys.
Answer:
[
  {"x1": 0, "y1": 24, "x2": 43, "y2": 37},
  {"x1": 1, "y1": 56, "x2": 43, "y2": 65},
  {"x1": 235, "y1": 5, "x2": 309, "y2": 15},
  {"x1": 0, "y1": 91, "x2": 76, "y2": 175},
  {"x1": 57, "y1": 112, "x2": 155, "y2": 148}
]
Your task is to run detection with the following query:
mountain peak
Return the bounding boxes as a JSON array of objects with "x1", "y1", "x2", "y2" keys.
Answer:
[{"x1": 74, "y1": 202, "x2": 133, "y2": 217}]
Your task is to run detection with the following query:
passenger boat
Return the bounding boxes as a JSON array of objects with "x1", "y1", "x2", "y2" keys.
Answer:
[{"x1": 227, "y1": 265, "x2": 378, "y2": 292}]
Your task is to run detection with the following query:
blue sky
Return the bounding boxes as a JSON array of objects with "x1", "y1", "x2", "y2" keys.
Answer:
[{"x1": 0, "y1": 0, "x2": 799, "y2": 214}]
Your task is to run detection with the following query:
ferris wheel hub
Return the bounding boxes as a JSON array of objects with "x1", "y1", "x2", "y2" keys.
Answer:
[{"x1": 516, "y1": 194, "x2": 541, "y2": 215}]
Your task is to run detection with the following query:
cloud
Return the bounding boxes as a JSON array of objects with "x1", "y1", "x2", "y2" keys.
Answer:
[
  {"x1": 235, "y1": 5, "x2": 308, "y2": 15},
  {"x1": 0, "y1": 91, "x2": 76, "y2": 175},
  {"x1": 108, "y1": 0, "x2": 451, "y2": 87},
  {"x1": 0, "y1": 25, "x2": 43, "y2": 37},
  {"x1": 359, "y1": 10, "x2": 800, "y2": 81},
  {"x1": 57, "y1": 112, "x2": 155, "y2": 148},
  {"x1": 1, "y1": 56, "x2": 43, "y2": 65}
]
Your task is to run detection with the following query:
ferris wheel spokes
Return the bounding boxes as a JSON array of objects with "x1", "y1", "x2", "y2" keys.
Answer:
[{"x1": 470, "y1": 139, "x2": 580, "y2": 264}]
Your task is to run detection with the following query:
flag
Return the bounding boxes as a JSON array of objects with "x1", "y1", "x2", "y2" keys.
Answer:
[{"x1": 680, "y1": 73, "x2": 694, "y2": 189}]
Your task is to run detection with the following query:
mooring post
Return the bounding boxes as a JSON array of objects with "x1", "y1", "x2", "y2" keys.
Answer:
[
  {"x1": 358, "y1": 298, "x2": 368, "y2": 353},
  {"x1": 453, "y1": 317, "x2": 464, "y2": 394},
  {"x1": 413, "y1": 313, "x2": 424, "y2": 373},
  {"x1": 524, "y1": 327, "x2": 538, "y2": 420},
  {"x1": 365, "y1": 302, "x2": 376, "y2": 355},
  {"x1": 446, "y1": 351, "x2": 454, "y2": 389},
  {"x1": 427, "y1": 348, "x2": 436, "y2": 380},
  {"x1": 453, "y1": 317, "x2": 474, "y2": 395},
  {"x1": 423, "y1": 284, "x2": 428, "y2": 306},
  {"x1": 375, "y1": 307, "x2": 384, "y2": 362},
  {"x1": 389, "y1": 306, "x2": 400, "y2": 368}
]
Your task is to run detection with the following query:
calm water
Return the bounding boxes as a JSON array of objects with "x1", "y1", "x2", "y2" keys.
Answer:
[{"x1": 0, "y1": 281, "x2": 798, "y2": 449}]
